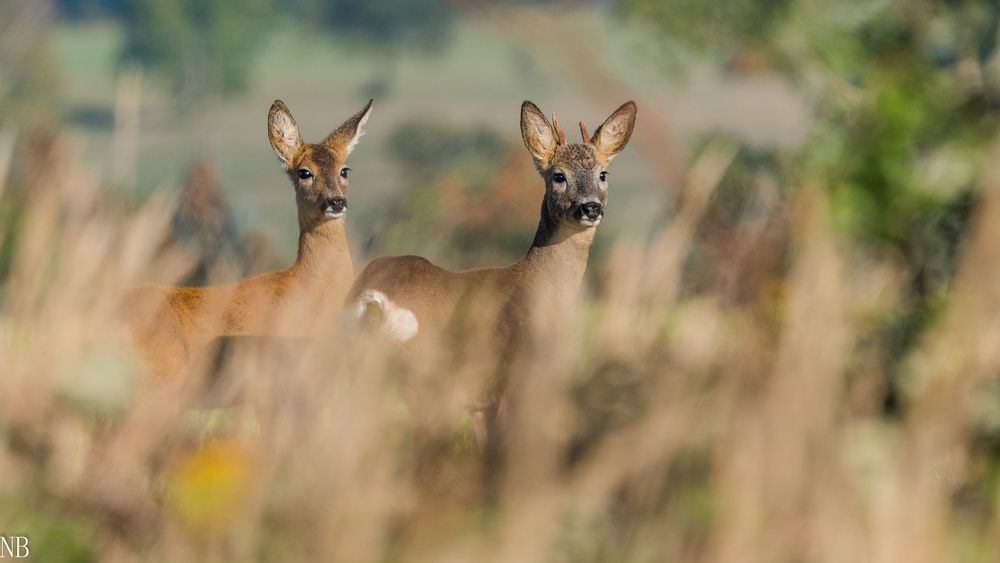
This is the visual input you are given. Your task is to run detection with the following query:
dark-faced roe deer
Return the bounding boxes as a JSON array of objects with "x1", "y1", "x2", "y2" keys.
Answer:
[{"x1": 347, "y1": 99, "x2": 636, "y2": 368}]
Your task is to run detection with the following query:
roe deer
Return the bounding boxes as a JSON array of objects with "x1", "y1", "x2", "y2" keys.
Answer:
[
  {"x1": 347, "y1": 100, "x2": 636, "y2": 354},
  {"x1": 127, "y1": 99, "x2": 373, "y2": 380}
]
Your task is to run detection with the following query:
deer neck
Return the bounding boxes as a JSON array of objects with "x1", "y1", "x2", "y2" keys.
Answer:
[
  {"x1": 515, "y1": 200, "x2": 596, "y2": 297},
  {"x1": 292, "y1": 218, "x2": 353, "y2": 289},
  {"x1": 210, "y1": 218, "x2": 351, "y2": 337}
]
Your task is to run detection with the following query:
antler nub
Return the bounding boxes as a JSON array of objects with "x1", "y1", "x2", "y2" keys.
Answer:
[
  {"x1": 579, "y1": 121, "x2": 590, "y2": 144},
  {"x1": 551, "y1": 113, "x2": 567, "y2": 145}
]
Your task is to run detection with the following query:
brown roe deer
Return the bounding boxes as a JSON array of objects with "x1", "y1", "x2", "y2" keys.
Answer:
[
  {"x1": 127, "y1": 99, "x2": 372, "y2": 380},
  {"x1": 347, "y1": 100, "x2": 636, "y2": 356}
]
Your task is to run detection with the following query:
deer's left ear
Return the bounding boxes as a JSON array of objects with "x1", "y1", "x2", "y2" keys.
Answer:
[
  {"x1": 325, "y1": 99, "x2": 374, "y2": 157},
  {"x1": 268, "y1": 100, "x2": 303, "y2": 168},
  {"x1": 591, "y1": 101, "x2": 637, "y2": 161}
]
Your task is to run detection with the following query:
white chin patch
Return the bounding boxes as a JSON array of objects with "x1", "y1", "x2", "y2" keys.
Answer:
[
  {"x1": 352, "y1": 289, "x2": 419, "y2": 342},
  {"x1": 324, "y1": 208, "x2": 346, "y2": 219},
  {"x1": 578, "y1": 217, "x2": 602, "y2": 227}
]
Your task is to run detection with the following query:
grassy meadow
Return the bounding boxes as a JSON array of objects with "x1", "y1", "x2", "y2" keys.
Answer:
[{"x1": 2, "y1": 3, "x2": 1000, "y2": 562}]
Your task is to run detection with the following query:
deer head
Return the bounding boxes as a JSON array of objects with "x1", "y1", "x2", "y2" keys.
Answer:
[
  {"x1": 268, "y1": 99, "x2": 373, "y2": 230},
  {"x1": 520, "y1": 100, "x2": 636, "y2": 228}
]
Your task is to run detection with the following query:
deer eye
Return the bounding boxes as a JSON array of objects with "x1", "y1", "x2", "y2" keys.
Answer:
[
  {"x1": 340, "y1": 167, "x2": 350, "y2": 179},
  {"x1": 552, "y1": 172, "x2": 566, "y2": 183},
  {"x1": 297, "y1": 169, "x2": 313, "y2": 180},
  {"x1": 599, "y1": 171, "x2": 608, "y2": 182}
]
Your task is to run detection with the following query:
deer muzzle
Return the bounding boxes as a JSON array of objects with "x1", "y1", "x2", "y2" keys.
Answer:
[
  {"x1": 322, "y1": 196, "x2": 347, "y2": 218},
  {"x1": 577, "y1": 201, "x2": 604, "y2": 226}
]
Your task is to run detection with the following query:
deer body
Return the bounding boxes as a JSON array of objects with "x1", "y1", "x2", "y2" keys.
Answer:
[
  {"x1": 348, "y1": 101, "x2": 636, "y2": 357},
  {"x1": 128, "y1": 100, "x2": 372, "y2": 380},
  {"x1": 350, "y1": 210, "x2": 595, "y2": 345}
]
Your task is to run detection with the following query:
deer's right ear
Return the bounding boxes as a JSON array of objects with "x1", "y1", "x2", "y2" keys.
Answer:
[
  {"x1": 268, "y1": 100, "x2": 302, "y2": 168},
  {"x1": 324, "y1": 99, "x2": 374, "y2": 158},
  {"x1": 520, "y1": 101, "x2": 557, "y2": 169}
]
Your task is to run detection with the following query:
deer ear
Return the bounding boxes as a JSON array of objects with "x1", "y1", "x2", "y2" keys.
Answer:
[
  {"x1": 591, "y1": 101, "x2": 637, "y2": 161},
  {"x1": 325, "y1": 99, "x2": 373, "y2": 158},
  {"x1": 520, "y1": 101, "x2": 557, "y2": 168},
  {"x1": 268, "y1": 100, "x2": 303, "y2": 168}
]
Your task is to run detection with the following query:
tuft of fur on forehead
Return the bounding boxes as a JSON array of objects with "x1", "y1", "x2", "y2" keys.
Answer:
[
  {"x1": 548, "y1": 143, "x2": 602, "y2": 172},
  {"x1": 291, "y1": 143, "x2": 341, "y2": 171}
]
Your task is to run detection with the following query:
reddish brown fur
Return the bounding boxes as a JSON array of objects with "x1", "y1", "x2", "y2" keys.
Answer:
[{"x1": 127, "y1": 99, "x2": 373, "y2": 380}]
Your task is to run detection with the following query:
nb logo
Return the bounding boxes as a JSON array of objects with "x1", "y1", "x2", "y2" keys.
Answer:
[{"x1": 0, "y1": 536, "x2": 28, "y2": 558}]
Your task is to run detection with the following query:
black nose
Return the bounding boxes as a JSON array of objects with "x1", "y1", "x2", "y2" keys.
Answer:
[
  {"x1": 581, "y1": 202, "x2": 603, "y2": 220},
  {"x1": 325, "y1": 196, "x2": 347, "y2": 212}
]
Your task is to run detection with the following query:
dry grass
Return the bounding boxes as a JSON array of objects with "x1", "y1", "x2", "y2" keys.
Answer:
[{"x1": 2, "y1": 126, "x2": 1000, "y2": 563}]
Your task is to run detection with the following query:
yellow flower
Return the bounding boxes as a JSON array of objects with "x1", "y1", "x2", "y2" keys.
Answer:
[{"x1": 166, "y1": 441, "x2": 253, "y2": 532}]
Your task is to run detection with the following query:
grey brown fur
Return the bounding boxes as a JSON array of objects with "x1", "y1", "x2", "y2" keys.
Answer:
[{"x1": 347, "y1": 101, "x2": 638, "y2": 393}]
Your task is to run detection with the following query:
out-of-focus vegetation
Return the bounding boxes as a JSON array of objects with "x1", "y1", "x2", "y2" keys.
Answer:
[
  {"x1": 295, "y1": 0, "x2": 454, "y2": 52},
  {"x1": 622, "y1": 0, "x2": 1000, "y2": 406},
  {"x1": 0, "y1": 1, "x2": 61, "y2": 122},
  {"x1": 50, "y1": 0, "x2": 456, "y2": 102},
  {"x1": 375, "y1": 119, "x2": 537, "y2": 262},
  {"x1": 2, "y1": 0, "x2": 1000, "y2": 561},
  {"x1": 119, "y1": 0, "x2": 272, "y2": 100}
]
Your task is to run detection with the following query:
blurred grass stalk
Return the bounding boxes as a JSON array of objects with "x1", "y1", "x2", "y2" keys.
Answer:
[
  {"x1": 0, "y1": 128, "x2": 13, "y2": 200},
  {"x1": 109, "y1": 64, "x2": 142, "y2": 193},
  {"x1": 2, "y1": 128, "x2": 1000, "y2": 562}
]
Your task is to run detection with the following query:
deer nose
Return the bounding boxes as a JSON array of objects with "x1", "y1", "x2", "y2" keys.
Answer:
[
  {"x1": 324, "y1": 196, "x2": 347, "y2": 212},
  {"x1": 580, "y1": 202, "x2": 603, "y2": 220}
]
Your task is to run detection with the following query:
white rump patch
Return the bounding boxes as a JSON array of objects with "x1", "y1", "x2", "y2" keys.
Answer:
[{"x1": 353, "y1": 289, "x2": 418, "y2": 342}]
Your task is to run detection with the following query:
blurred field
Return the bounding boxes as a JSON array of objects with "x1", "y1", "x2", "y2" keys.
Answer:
[
  {"x1": 4, "y1": 126, "x2": 1000, "y2": 561},
  {"x1": 4, "y1": 1, "x2": 1000, "y2": 562},
  {"x1": 48, "y1": 12, "x2": 808, "y2": 260}
]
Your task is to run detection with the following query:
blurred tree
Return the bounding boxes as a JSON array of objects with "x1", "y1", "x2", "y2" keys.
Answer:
[
  {"x1": 619, "y1": 0, "x2": 791, "y2": 61},
  {"x1": 119, "y1": 0, "x2": 272, "y2": 101},
  {"x1": 277, "y1": 0, "x2": 454, "y2": 98},
  {"x1": 621, "y1": 0, "x2": 998, "y2": 242},
  {"x1": 55, "y1": 0, "x2": 126, "y2": 20},
  {"x1": 57, "y1": 0, "x2": 454, "y2": 101},
  {"x1": 618, "y1": 0, "x2": 999, "y2": 406},
  {"x1": 291, "y1": 0, "x2": 454, "y2": 52}
]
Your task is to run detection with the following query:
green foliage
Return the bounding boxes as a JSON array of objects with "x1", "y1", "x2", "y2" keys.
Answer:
[
  {"x1": 795, "y1": 4, "x2": 997, "y2": 246},
  {"x1": 0, "y1": 498, "x2": 95, "y2": 562},
  {"x1": 623, "y1": 1, "x2": 1000, "y2": 258},
  {"x1": 618, "y1": 0, "x2": 792, "y2": 56},
  {"x1": 619, "y1": 0, "x2": 1000, "y2": 417},
  {"x1": 621, "y1": 0, "x2": 1000, "y2": 248},
  {"x1": 120, "y1": 0, "x2": 272, "y2": 96}
]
